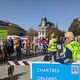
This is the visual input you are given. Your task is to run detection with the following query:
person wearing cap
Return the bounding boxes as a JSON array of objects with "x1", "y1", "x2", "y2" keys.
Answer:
[
  {"x1": 56, "y1": 32, "x2": 80, "y2": 63},
  {"x1": 47, "y1": 33, "x2": 58, "y2": 61}
]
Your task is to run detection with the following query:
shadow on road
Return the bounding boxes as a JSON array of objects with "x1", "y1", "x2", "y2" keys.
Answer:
[{"x1": 0, "y1": 72, "x2": 27, "y2": 80}]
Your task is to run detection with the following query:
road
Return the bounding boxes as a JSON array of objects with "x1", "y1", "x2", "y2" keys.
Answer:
[
  {"x1": 0, "y1": 50, "x2": 45, "y2": 80},
  {"x1": 0, "y1": 65, "x2": 30, "y2": 80}
]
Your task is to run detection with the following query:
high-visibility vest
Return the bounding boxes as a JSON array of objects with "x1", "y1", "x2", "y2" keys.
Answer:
[
  {"x1": 65, "y1": 40, "x2": 80, "y2": 62},
  {"x1": 48, "y1": 38, "x2": 57, "y2": 52}
]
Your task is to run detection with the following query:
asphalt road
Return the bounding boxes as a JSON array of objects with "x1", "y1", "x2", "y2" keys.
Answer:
[
  {"x1": 0, "y1": 65, "x2": 30, "y2": 80},
  {"x1": 0, "y1": 50, "x2": 45, "y2": 80}
]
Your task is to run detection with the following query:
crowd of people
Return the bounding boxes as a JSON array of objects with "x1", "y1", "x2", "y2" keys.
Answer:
[
  {"x1": 0, "y1": 31, "x2": 80, "y2": 63},
  {"x1": 47, "y1": 32, "x2": 80, "y2": 63}
]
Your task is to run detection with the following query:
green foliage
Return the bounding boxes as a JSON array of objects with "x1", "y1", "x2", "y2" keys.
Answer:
[
  {"x1": 27, "y1": 28, "x2": 38, "y2": 36},
  {"x1": 68, "y1": 18, "x2": 80, "y2": 36},
  {"x1": 0, "y1": 20, "x2": 26, "y2": 36},
  {"x1": 47, "y1": 26, "x2": 64, "y2": 38}
]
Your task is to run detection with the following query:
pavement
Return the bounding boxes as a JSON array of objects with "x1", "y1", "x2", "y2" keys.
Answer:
[
  {"x1": 0, "y1": 65, "x2": 30, "y2": 80},
  {"x1": 0, "y1": 50, "x2": 46, "y2": 80}
]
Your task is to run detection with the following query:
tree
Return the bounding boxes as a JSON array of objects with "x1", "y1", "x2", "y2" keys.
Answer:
[
  {"x1": 0, "y1": 20, "x2": 26, "y2": 35},
  {"x1": 27, "y1": 28, "x2": 38, "y2": 36},
  {"x1": 47, "y1": 26, "x2": 64, "y2": 38},
  {"x1": 68, "y1": 18, "x2": 80, "y2": 36}
]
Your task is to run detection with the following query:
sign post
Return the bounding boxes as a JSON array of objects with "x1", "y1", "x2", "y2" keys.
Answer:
[
  {"x1": 32, "y1": 62, "x2": 80, "y2": 80},
  {"x1": 0, "y1": 30, "x2": 7, "y2": 39}
]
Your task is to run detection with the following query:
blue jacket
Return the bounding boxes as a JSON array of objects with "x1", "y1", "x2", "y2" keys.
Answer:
[{"x1": 56, "y1": 47, "x2": 72, "y2": 63}]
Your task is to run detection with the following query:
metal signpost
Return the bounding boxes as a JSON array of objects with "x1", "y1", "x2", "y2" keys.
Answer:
[{"x1": 0, "y1": 30, "x2": 7, "y2": 39}]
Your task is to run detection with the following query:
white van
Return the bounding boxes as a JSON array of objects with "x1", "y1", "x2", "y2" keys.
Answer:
[{"x1": 7, "y1": 35, "x2": 19, "y2": 40}]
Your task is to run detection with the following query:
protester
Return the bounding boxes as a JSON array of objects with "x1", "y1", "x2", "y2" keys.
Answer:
[
  {"x1": 48, "y1": 33, "x2": 58, "y2": 61},
  {"x1": 33, "y1": 37, "x2": 38, "y2": 54},
  {"x1": 14, "y1": 37, "x2": 22, "y2": 59},
  {"x1": 2, "y1": 39, "x2": 9, "y2": 60},
  {"x1": 56, "y1": 32, "x2": 80, "y2": 63},
  {"x1": 7, "y1": 39, "x2": 11, "y2": 57},
  {"x1": 8, "y1": 37, "x2": 14, "y2": 55},
  {"x1": 45, "y1": 38, "x2": 49, "y2": 45},
  {"x1": 38, "y1": 37, "x2": 43, "y2": 52},
  {"x1": 0, "y1": 47, "x2": 4, "y2": 61},
  {"x1": 26, "y1": 37, "x2": 30, "y2": 58},
  {"x1": 57, "y1": 37, "x2": 64, "y2": 58},
  {"x1": 42, "y1": 38, "x2": 48, "y2": 54}
]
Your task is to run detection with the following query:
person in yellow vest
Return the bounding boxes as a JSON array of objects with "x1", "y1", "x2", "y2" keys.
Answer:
[
  {"x1": 48, "y1": 33, "x2": 58, "y2": 61},
  {"x1": 56, "y1": 32, "x2": 80, "y2": 63}
]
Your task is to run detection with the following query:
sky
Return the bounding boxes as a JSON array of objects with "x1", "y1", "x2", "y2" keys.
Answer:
[{"x1": 0, "y1": 0, "x2": 80, "y2": 31}]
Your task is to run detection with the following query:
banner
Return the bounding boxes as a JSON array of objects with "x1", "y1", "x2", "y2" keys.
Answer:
[
  {"x1": 0, "y1": 30, "x2": 7, "y2": 39},
  {"x1": 32, "y1": 62, "x2": 80, "y2": 80}
]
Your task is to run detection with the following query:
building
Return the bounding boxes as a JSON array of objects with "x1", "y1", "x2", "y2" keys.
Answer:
[
  {"x1": 38, "y1": 17, "x2": 48, "y2": 38},
  {"x1": 38, "y1": 17, "x2": 57, "y2": 38}
]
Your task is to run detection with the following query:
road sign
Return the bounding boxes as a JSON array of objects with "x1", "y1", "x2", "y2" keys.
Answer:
[
  {"x1": 32, "y1": 62, "x2": 80, "y2": 80},
  {"x1": 0, "y1": 30, "x2": 7, "y2": 39}
]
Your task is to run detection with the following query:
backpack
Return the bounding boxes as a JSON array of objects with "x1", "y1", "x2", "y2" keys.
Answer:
[{"x1": 43, "y1": 54, "x2": 52, "y2": 61}]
